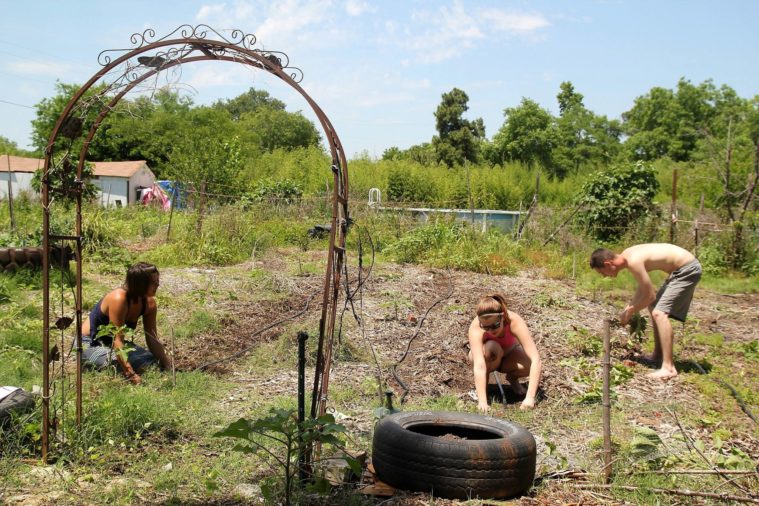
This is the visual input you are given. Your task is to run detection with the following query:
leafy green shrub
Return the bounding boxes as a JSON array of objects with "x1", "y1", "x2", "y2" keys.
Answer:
[
  {"x1": 385, "y1": 220, "x2": 461, "y2": 263},
  {"x1": 250, "y1": 178, "x2": 303, "y2": 205},
  {"x1": 0, "y1": 277, "x2": 10, "y2": 304},
  {"x1": 566, "y1": 328, "x2": 602, "y2": 356},
  {"x1": 386, "y1": 167, "x2": 437, "y2": 203},
  {"x1": 577, "y1": 161, "x2": 659, "y2": 241},
  {"x1": 31, "y1": 156, "x2": 99, "y2": 203},
  {"x1": 215, "y1": 408, "x2": 359, "y2": 506},
  {"x1": 698, "y1": 240, "x2": 729, "y2": 276}
]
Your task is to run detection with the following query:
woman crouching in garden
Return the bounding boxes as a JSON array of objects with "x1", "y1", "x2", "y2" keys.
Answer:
[
  {"x1": 82, "y1": 262, "x2": 171, "y2": 384},
  {"x1": 467, "y1": 293, "x2": 542, "y2": 412}
]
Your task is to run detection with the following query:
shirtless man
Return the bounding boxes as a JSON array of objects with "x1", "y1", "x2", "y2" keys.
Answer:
[{"x1": 590, "y1": 243, "x2": 702, "y2": 380}]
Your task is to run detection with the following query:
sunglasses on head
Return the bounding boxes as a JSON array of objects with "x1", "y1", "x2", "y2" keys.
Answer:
[{"x1": 479, "y1": 315, "x2": 502, "y2": 331}]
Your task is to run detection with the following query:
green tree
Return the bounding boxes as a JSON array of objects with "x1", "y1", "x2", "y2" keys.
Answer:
[
  {"x1": 165, "y1": 107, "x2": 246, "y2": 229},
  {"x1": 87, "y1": 90, "x2": 197, "y2": 171},
  {"x1": 0, "y1": 136, "x2": 33, "y2": 156},
  {"x1": 490, "y1": 98, "x2": 555, "y2": 171},
  {"x1": 622, "y1": 78, "x2": 719, "y2": 161},
  {"x1": 382, "y1": 146, "x2": 404, "y2": 161},
  {"x1": 431, "y1": 88, "x2": 485, "y2": 167},
  {"x1": 213, "y1": 88, "x2": 286, "y2": 120},
  {"x1": 553, "y1": 82, "x2": 622, "y2": 175},
  {"x1": 240, "y1": 108, "x2": 320, "y2": 151},
  {"x1": 31, "y1": 81, "x2": 110, "y2": 155}
]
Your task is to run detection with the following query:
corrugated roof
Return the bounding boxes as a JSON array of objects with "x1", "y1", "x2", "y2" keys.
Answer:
[{"x1": 0, "y1": 155, "x2": 149, "y2": 177}]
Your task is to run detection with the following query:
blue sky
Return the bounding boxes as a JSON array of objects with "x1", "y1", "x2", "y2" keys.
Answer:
[{"x1": 1, "y1": 0, "x2": 757, "y2": 159}]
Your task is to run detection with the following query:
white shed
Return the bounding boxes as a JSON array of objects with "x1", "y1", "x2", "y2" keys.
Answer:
[
  {"x1": 0, "y1": 155, "x2": 156, "y2": 207},
  {"x1": 1, "y1": 155, "x2": 39, "y2": 200},
  {"x1": 90, "y1": 160, "x2": 156, "y2": 207}
]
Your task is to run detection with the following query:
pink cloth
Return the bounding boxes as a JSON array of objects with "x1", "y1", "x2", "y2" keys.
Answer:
[{"x1": 141, "y1": 184, "x2": 171, "y2": 211}]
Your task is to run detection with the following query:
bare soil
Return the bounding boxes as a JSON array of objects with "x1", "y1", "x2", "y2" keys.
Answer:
[{"x1": 157, "y1": 253, "x2": 759, "y2": 505}]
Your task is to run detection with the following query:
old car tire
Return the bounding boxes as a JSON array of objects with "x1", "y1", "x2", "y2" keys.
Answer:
[{"x1": 372, "y1": 411, "x2": 536, "y2": 499}]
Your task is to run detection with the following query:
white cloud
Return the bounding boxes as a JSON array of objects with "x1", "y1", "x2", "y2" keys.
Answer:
[
  {"x1": 405, "y1": 1, "x2": 482, "y2": 63},
  {"x1": 399, "y1": 1, "x2": 550, "y2": 64},
  {"x1": 255, "y1": 0, "x2": 333, "y2": 45},
  {"x1": 194, "y1": 0, "x2": 346, "y2": 52},
  {"x1": 345, "y1": 0, "x2": 373, "y2": 16},
  {"x1": 196, "y1": 3, "x2": 227, "y2": 21},
  {"x1": 477, "y1": 9, "x2": 550, "y2": 32}
]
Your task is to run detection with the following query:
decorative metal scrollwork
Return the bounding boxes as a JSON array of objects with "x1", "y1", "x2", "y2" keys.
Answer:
[{"x1": 96, "y1": 24, "x2": 302, "y2": 83}]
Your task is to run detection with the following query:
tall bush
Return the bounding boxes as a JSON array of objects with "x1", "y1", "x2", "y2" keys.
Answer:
[{"x1": 577, "y1": 161, "x2": 660, "y2": 241}]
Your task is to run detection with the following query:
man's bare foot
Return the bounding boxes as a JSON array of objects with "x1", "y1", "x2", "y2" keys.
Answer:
[{"x1": 647, "y1": 368, "x2": 678, "y2": 380}]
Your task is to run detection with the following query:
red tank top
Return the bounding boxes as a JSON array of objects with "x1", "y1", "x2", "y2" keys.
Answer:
[{"x1": 483, "y1": 324, "x2": 517, "y2": 349}]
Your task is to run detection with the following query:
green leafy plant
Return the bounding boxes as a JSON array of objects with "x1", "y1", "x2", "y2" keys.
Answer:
[
  {"x1": 31, "y1": 154, "x2": 99, "y2": 203},
  {"x1": 566, "y1": 327, "x2": 603, "y2": 356},
  {"x1": 738, "y1": 340, "x2": 759, "y2": 361},
  {"x1": 95, "y1": 322, "x2": 136, "y2": 364},
  {"x1": 628, "y1": 313, "x2": 647, "y2": 341},
  {"x1": 576, "y1": 161, "x2": 660, "y2": 241},
  {"x1": 214, "y1": 408, "x2": 360, "y2": 506},
  {"x1": 249, "y1": 178, "x2": 303, "y2": 206},
  {"x1": 628, "y1": 426, "x2": 665, "y2": 470},
  {"x1": 560, "y1": 357, "x2": 633, "y2": 404}
]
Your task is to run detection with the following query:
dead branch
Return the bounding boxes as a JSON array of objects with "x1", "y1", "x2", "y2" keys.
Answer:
[
  {"x1": 640, "y1": 469, "x2": 759, "y2": 476},
  {"x1": 542, "y1": 202, "x2": 585, "y2": 246},
  {"x1": 572, "y1": 484, "x2": 759, "y2": 504},
  {"x1": 666, "y1": 407, "x2": 754, "y2": 497},
  {"x1": 688, "y1": 360, "x2": 758, "y2": 424},
  {"x1": 391, "y1": 271, "x2": 454, "y2": 404}
]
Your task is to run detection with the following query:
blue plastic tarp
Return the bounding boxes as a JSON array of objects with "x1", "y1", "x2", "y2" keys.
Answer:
[{"x1": 156, "y1": 180, "x2": 188, "y2": 209}]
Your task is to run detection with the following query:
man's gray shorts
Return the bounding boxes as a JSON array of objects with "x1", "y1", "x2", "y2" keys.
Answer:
[
  {"x1": 83, "y1": 339, "x2": 157, "y2": 372},
  {"x1": 651, "y1": 259, "x2": 702, "y2": 322}
]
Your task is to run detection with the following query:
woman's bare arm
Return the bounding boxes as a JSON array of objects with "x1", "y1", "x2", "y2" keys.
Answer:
[
  {"x1": 142, "y1": 297, "x2": 171, "y2": 370},
  {"x1": 508, "y1": 311, "x2": 542, "y2": 407},
  {"x1": 467, "y1": 318, "x2": 490, "y2": 413}
]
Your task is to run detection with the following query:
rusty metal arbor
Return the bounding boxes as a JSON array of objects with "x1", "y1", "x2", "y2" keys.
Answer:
[{"x1": 40, "y1": 25, "x2": 349, "y2": 461}]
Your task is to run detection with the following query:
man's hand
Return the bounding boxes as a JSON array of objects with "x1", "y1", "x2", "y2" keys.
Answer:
[
  {"x1": 477, "y1": 401, "x2": 490, "y2": 414},
  {"x1": 520, "y1": 397, "x2": 536, "y2": 410},
  {"x1": 618, "y1": 306, "x2": 633, "y2": 325}
]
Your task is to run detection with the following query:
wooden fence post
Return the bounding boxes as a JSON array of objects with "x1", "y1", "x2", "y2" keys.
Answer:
[
  {"x1": 694, "y1": 193, "x2": 704, "y2": 253},
  {"x1": 602, "y1": 319, "x2": 612, "y2": 484},
  {"x1": 670, "y1": 168, "x2": 678, "y2": 243},
  {"x1": 6, "y1": 154, "x2": 15, "y2": 232}
]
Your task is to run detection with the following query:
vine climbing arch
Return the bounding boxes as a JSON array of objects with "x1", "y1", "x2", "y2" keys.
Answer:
[{"x1": 40, "y1": 25, "x2": 349, "y2": 461}]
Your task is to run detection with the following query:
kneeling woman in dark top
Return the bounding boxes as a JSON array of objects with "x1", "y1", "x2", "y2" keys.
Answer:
[{"x1": 82, "y1": 262, "x2": 171, "y2": 384}]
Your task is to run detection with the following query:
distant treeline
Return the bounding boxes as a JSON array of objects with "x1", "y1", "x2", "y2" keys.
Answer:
[{"x1": 1, "y1": 78, "x2": 756, "y2": 217}]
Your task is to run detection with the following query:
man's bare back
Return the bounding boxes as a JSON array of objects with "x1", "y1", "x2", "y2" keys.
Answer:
[
  {"x1": 621, "y1": 243, "x2": 696, "y2": 275},
  {"x1": 590, "y1": 242, "x2": 702, "y2": 382}
]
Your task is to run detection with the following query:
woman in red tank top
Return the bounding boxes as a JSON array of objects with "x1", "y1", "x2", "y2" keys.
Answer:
[{"x1": 467, "y1": 293, "x2": 542, "y2": 413}]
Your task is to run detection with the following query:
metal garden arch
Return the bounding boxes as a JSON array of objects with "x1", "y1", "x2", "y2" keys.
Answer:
[{"x1": 40, "y1": 25, "x2": 349, "y2": 461}]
